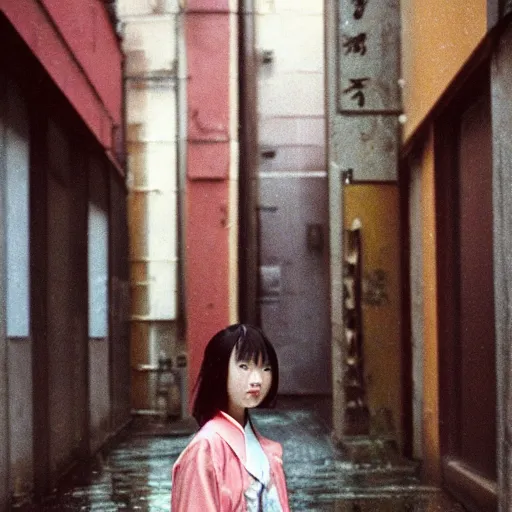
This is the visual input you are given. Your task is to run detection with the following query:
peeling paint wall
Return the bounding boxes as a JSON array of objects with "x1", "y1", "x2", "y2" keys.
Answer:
[
  {"x1": 343, "y1": 184, "x2": 403, "y2": 446},
  {"x1": 185, "y1": 0, "x2": 239, "y2": 399},
  {"x1": 117, "y1": 0, "x2": 184, "y2": 413},
  {"x1": 326, "y1": 0, "x2": 402, "y2": 443}
]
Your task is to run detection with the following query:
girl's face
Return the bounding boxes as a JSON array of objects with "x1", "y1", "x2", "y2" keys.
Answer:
[{"x1": 226, "y1": 345, "x2": 272, "y2": 423}]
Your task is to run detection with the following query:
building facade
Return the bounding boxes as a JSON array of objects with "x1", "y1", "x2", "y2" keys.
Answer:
[
  {"x1": 119, "y1": 1, "x2": 512, "y2": 510},
  {"x1": 0, "y1": 1, "x2": 129, "y2": 509},
  {"x1": 400, "y1": 1, "x2": 512, "y2": 510},
  {"x1": 119, "y1": 0, "x2": 405, "y2": 461}
]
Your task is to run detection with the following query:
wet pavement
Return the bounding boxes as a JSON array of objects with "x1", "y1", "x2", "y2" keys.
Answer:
[{"x1": 20, "y1": 405, "x2": 466, "y2": 511}]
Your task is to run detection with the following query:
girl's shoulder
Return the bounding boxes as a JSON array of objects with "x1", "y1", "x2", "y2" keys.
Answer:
[
  {"x1": 173, "y1": 426, "x2": 219, "y2": 471},
  {"x1": 173, "y1": 417, "x2": 243, "y2": 473},
  {"x1": 176, "y1": 416, "x2": 236, "y2": 458}
]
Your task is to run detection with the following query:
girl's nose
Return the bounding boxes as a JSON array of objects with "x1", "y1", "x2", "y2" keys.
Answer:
[{"x1": 249, "y1": 369, "x2": 262, "y2": 387}]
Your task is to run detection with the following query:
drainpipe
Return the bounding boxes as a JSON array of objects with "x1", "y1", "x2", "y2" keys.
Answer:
[
  {"x1": 238, "y1": 0, "x2": 259, "y2": 324},
  {"x1": 176, "y1": 0, "x2": 188, "y2": 417}
]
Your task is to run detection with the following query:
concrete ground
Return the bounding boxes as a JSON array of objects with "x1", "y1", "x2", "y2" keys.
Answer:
[{"x1": 19, "y1": 399, "x2": 466, "y2": 511}]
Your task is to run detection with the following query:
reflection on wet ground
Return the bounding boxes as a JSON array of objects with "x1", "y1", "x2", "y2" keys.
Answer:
[
  {"x1": 22, "y1": 408, "x2": 465, "y2": 511},
  {"x1": 252, "y1": 410, "x2": 465, "y2": 512}
]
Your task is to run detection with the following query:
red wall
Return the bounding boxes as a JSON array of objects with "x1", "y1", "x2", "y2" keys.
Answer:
[
  {"x1": 185, "y1": 1, "x2": 233, "y2": 401},
  {"x1": 0, "y1": 0, "x2": 123, "y2": 164}
]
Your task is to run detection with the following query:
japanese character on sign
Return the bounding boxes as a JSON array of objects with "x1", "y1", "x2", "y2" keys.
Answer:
[
  {"x1": 351, "y1": 0, "x2": 368, "y2": 20},
  {"x1": 343, "y1": 33, "x2": 367, "y2": 56},
  {"x1": 343, "y1": 78, "x2": 370, "y2": 107}
]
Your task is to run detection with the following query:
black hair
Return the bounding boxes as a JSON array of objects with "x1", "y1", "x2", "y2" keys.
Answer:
[{"x1": 192, "y1": 323, "x2": 279, "y2": 427}]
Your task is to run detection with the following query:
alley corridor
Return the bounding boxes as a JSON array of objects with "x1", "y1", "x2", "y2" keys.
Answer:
[{"x1": 21, "y1": 402, "x2": 464, "y2": 512}]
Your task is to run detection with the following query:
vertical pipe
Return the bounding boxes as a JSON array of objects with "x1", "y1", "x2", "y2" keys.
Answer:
[
  {"x1": 177, "y1": 2, "x2": 187, "y2": 342},
  {"x1": 325, "y1": 0, "x2": 345, "y2": 442},
  {"x1": 238, "y1": 0, "x2": 259, "y2": 325}
]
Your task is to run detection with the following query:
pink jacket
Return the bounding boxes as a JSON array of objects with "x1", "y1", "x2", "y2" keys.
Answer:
[{"x1": 171, "y1": 412, "x2": 290, "y2": 511}]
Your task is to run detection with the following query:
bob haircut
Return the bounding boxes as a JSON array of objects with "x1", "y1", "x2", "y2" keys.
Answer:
[{"x1": 192, "y1": 323, "x2": 279, "y2": 427}]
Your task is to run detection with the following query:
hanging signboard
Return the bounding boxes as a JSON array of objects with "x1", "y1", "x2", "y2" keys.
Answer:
[{"x1": 337, "y1": 0, "x2": 401, "y2": 113}]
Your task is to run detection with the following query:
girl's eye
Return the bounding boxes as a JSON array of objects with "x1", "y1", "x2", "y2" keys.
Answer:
[
  {"x1": 239, "y1": 363, "x2": 249, "y2": 370},
  {"x1": 263, "y1": 367, "x2": 272, "y2": 372}
]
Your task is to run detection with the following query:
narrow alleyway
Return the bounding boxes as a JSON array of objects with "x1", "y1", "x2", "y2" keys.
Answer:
[{"x1": 21, "y1": 400, "x2": 465, "y2": 511}]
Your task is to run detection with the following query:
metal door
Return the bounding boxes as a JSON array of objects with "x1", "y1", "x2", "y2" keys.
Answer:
[{"x1": 255, "y1": 1, "x2": 330, "y2": 395}]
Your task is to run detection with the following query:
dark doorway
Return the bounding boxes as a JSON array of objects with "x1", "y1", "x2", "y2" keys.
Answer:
[{"x1": 436, "y1": 70, "x2": 497, "y2": 511}]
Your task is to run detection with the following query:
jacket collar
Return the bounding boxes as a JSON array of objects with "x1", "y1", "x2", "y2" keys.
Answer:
[{"x1": 206, "y1": 411, "x2": 247, "y2": 464}]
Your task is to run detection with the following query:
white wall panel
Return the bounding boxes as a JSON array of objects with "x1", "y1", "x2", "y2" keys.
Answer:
[
  {"x1": 260, "y1": 117, "x2": 325, "y2": 146},
  {"x1": 88, "y1": 203, "x2": 109, "y2": 338},
  {"x1": 5, "y1": 89, "x2": 29, "y2": 337},
  {"x1": 127, "y1": 85, "x2": 177, "y2": 142},
  {"x1": 116, "y1": 0, "x2": 179, "y2": 17},
  {"x1": 256, "y1": 13, "x2": 324, "y2": 73},
  {"x1": 255, "y1": 0, "x2": 323, "y2": 15},
  {"x1": 258, "y1": 73, "x2": 325, "y2": 117},
  {"x1": 123, "y1": 18, "x2": 177, "y2": 76}
]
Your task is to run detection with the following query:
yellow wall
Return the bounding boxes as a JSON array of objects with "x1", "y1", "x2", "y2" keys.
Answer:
[
  {"x1": 400, "y1": 2, "x2": 487, "y2": 480},
  {"x1": 421, "y1": 131, "x2": 441, "y2": 483},
  {"x1": 401, "y1": 0, "x2": 487, "y2": 141},
  {"x1": 344, "y1": 184, "x2": 403, "y2": 446}
]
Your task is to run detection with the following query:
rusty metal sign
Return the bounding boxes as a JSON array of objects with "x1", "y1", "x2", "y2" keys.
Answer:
[{"x1": 337, "y1": 0, "x2": 401, "y2": 113}]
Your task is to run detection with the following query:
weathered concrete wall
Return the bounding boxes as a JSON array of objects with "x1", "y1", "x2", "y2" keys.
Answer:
[
  {"x1": 343, "y1": 184, "x2": 403, "y2": 444},
  {"x1": 326, "y1": 0, "x2": 402, "y2": 443},
  {"x1": 89, "y1": 339, "x2": 111, "y2": 453},
  {"x1": 185, "y1": 0, "x2": 239, "y2": 398},
  {"x1": 325, "y1": 0, "x2": 344, "y2": 441},
  {"x1": 117, "y1": 0, "x2": 183, "y2": 413},
  {"x1": 8, "y1": 340, "x2": 33, "y2": 501},
  {"x1": 491, "y1": 22, "x2": 512, "y2": 512}
]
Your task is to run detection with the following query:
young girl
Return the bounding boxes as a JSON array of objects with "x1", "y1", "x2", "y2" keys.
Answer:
[{"x1": 171, "y1": 324, "x2": 290, "y2": 511}]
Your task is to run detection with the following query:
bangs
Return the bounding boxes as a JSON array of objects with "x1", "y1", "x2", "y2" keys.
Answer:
[{"x1": 234, "y1": 328, "x2": 271, "y2": 365}]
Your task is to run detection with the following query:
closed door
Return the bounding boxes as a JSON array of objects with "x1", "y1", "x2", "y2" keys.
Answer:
[
  {"x1": 258, "y1": 177, "x2": 330, "y2": 394},
  {"x1": 437, "y1": 78, "x2": 497, "y2": 511},
  {"x1": 255, "y1": 1, "x2": 330, "y2": 394}
]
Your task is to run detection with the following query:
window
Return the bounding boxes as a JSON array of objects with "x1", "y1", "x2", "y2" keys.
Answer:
[
  {"x1": 88, "y1": 159, "x2": 109, "y2": 338},
  {"x1": 6, "y1": 86, "x2": 29, "y2": 337}
]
